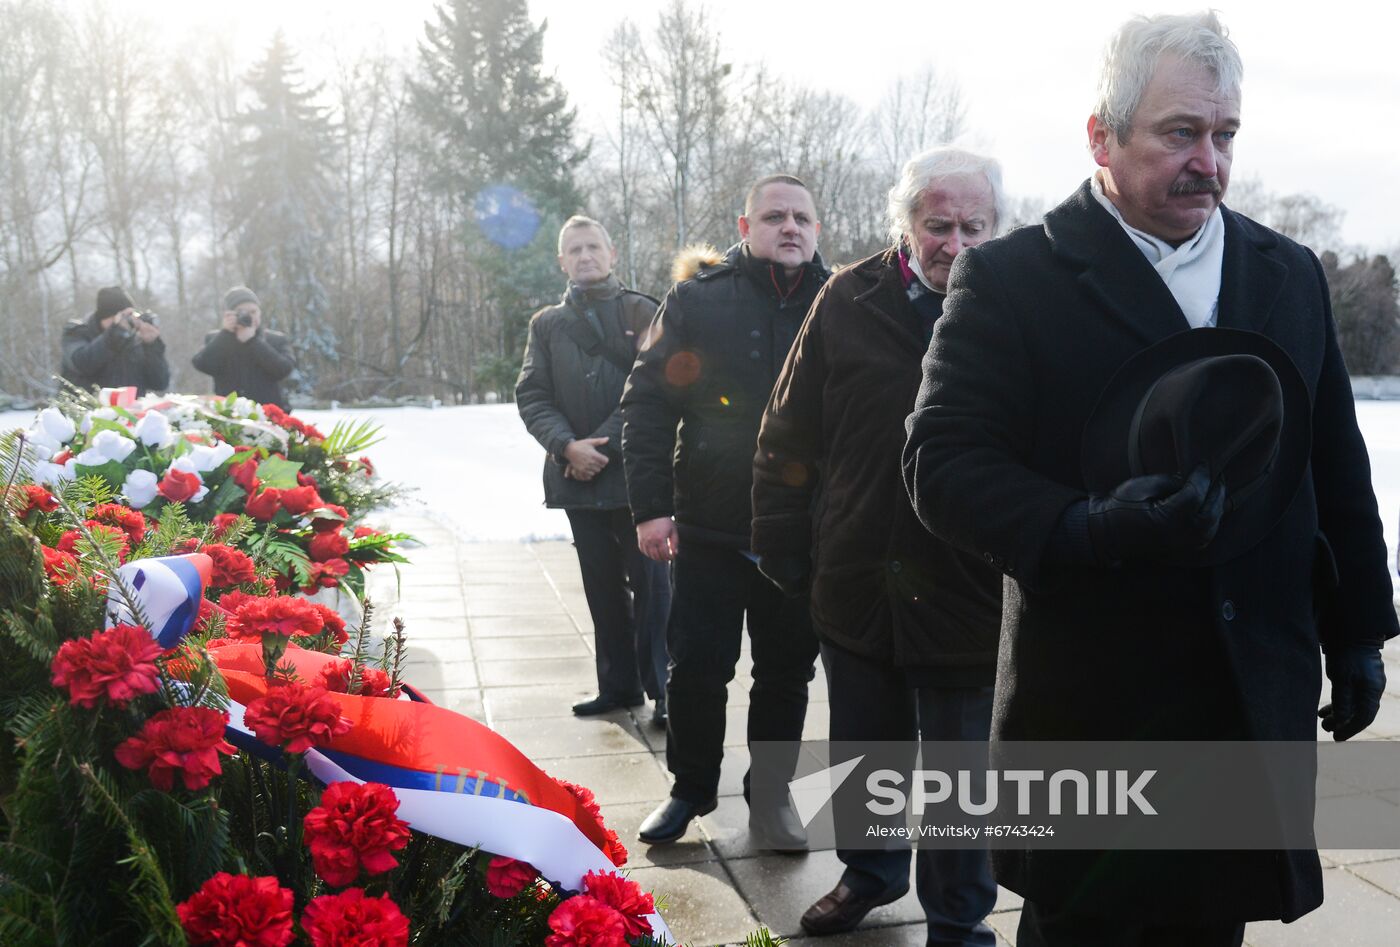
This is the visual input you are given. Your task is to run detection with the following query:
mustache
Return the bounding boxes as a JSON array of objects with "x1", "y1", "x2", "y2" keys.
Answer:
[{"x1": 1169, "y1": 178, "x2": 1223, "y2": 196}]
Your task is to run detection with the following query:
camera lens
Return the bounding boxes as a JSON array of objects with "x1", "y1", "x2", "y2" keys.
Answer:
[{"x1": 237, "y1": 312, "x2": 254, "y2": 327}]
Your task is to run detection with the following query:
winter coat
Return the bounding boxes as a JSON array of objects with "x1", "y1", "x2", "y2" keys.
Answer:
[
  {"x1": 61, "y1": 315, "x2": 170, "y2": 396},
  {"x1": 191, "y1": 328, "x2": 296, "y2": 410},
  {"x1": 903, "y1": 181, "x2": 1400, "y2": 922},
  {"x1": 752, "y1": 247, "x2": 1000, "y2": 678},
  {"x1": 515, "y1": 276, "x2": 659, "y2": 510},
  {"x1": 622, "y1": 243, "x2": 830, "y2": 547}
]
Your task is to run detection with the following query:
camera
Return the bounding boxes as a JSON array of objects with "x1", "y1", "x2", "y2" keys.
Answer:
[
  {"x1": 137, "y1": 310, "x2": 159, "y2": 326},
  {"x1": 236, "y1": 311, "x2": 255, "y2": 328}
]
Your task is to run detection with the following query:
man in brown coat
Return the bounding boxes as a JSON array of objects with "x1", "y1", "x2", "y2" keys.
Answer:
[{"x1": 752, "y1": 148, "x2": 1005, "y2": 942}]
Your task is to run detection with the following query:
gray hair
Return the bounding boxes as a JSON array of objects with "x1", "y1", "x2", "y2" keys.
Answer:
[
  {"x1": 557, "y1": 215, "x2": 613, "y2": 254},
  {"x1": 886, "y1": 146, "x2": 1006, "y2": 245},
  {"x1": 1093, "y1": 11, "x2": 1243, "y2": 142}
]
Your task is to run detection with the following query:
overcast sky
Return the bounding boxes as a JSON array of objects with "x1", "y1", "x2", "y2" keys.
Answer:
[{"x1": 129, "y1": 0, "x2": 1399, "y2": 252}]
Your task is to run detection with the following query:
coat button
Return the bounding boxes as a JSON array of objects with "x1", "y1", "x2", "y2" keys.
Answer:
[
  {"x1": 1221, "y1": 600, "x2": 1236, "y2": 622},
  {"x1": 750, "y1": 329, "x2": 761, "y2": 338},
  {"x1": 889, "y1": 561, "x2": 902, "y2": 574},
  {"x1": 749, "y1": 350, "x2": 761, "y2": 360}
]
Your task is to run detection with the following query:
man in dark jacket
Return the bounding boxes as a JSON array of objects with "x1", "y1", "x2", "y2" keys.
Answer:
[
  {"x1": 516, "y1": 216, "x2": 670, "y2": 725},
  {"x1": 61, "y1": 285, "x2": 169, "y2": 396},
  {"x1": 903, "y1": 13, "x2": 1397, "y2": 945},
  {"x1": 622, "y1": 175, "x2": 829, "y2": 847},
  {"x1": 754, "y1": 148, "x2": 1005, "y2": 942},
  {"x1": 191, "y1": 287, "x2": 296, "y2": 410}
]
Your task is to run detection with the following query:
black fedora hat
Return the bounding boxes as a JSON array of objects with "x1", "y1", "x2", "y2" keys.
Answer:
[{"x1": 1081, "y1": 327, "x2": 1311, "y2": 566}]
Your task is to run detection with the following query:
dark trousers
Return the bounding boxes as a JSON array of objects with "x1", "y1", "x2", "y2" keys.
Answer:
[
  {"x1": 566, "y1": 508, "x2": 670, "y2": 702},
  {"x1": 823, "y1": 641, "x2": 997, "y2": 947},
  {"x1": 665, "y1": 543, "x2": 819, "y2": 803},
  {"x1": 1018, "y1": 900, "x2": 1246, "y2": 946}
]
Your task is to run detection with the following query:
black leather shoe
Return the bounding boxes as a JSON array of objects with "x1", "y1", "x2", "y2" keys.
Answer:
[
  {"x1": 799, "y1": 881, "x2": 909, "y2": 935},
  {"x1": 749, "y1": 800, "x2": 808, "y2": 853},
  {"x1": 649, "y1": 700, "x2": 668, "y2": 730},
  {"x1": 571, "y1": 694, "x2": 644, "y2": 717},
  {"x1": 637, "y1": 796, "x2": 716, "y2": 844}
]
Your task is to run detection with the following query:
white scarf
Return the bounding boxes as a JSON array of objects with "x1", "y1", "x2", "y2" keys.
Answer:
[
  {"x1": 1091, "y1": 172, "x2": 1225, "y2": 329},
  {"x1": 905, "y1": 244, "x2": 941, "y2": 293}
]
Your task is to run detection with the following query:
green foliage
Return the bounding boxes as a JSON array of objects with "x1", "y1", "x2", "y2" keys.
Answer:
[
  {"x1": 321, "y1": 417, "x2": 384, "y2": 457},
  {"x1": 256, "y1": 456, "x2": 304, "y2": 490}
]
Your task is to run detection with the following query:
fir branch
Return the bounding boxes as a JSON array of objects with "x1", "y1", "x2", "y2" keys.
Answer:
[
  {"x1": 347, "y1": 597, "x2": 375, "y2": 694},
  {"x1": 387, "y1": 617, "x2": 408, "y2": 698}
]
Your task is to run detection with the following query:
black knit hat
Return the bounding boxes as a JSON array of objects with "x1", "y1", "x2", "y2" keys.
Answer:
[
  {"x1": 223, "y1": 286, "x2": 260, "y2": 311},
  {"x1": 94, "y1": 286, "x2": 134, "y2": 321}
]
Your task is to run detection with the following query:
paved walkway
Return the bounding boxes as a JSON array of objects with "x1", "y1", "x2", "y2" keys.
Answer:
[{"x1": 365, "y1": 512, "x2": 1400, "y2": 946}]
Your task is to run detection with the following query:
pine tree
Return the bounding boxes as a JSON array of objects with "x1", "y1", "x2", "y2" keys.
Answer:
[
  {"x1": 234, "y1": 33, "x2": 338, "y2": 390},
  {"x1": 411, "y1": 0, "x2": 590, "y2": 398}
]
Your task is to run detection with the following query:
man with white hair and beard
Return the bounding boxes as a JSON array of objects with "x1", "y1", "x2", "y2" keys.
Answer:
[
  {"x1": 753, "y1": 147, "x2": 1004, "y2": 942},
  {"x1": 903, "y1": 12, "x2": 1396, "y2": 945}
]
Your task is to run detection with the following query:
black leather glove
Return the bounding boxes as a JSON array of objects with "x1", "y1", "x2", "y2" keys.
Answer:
[
  {"x1": 1085, "y1": 464, "x2": 1226, "y2": 566},
  {"x1": 757, "y1": 553, "x2": 810, "y2": 598},
  {"x1": 1319, "y1": 647, "x2": 1387, "y2": 741}
]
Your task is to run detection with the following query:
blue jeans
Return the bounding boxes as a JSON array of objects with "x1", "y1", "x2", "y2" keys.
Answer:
[{"x1": 821, "y1": 641, "x2": 997, "y2": 947}]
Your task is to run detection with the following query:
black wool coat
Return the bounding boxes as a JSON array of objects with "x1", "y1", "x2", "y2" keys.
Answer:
[
  {"x1": 191, "y1": 328, "x2": 296, "y2": 410},
  {"x1": 903, "y1": 182, "x2": 1398, "y2": 923},
  {"x1": 622, "y1": 244, "x2": 829, "y2": 547},
  {"x1": 515, "y1": 277, "x2": 658, "y2": 511},
  {"x1": 752, "y1": 247, "x2": 1000, "y2": 678}
]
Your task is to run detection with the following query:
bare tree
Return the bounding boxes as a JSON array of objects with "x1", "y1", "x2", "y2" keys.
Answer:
[{"x1": 871, "y1": 68, "x2": 968, "y2": 179}]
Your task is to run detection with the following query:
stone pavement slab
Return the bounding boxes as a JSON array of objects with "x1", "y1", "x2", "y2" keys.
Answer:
[{"x1": 364, "y1": 516, "x2": 1400, "y2": 946}]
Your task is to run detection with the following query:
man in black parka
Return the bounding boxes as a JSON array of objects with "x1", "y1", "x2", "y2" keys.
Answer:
[
  {"x1": 61, "y1": 285, "x2": 169, "y2": 395},
  {"x1": 191, "y1": 287, "x2": 296, "y2": 410},
  {"x1": 903, "y1": 12, "x2": 1397, "y2": 946},
  {"x1": 516, "y1": 216, "x2": 670, "y2": 726},
  {"x1": 622, "y1": 176, "x2": 829, "y2": 847}
]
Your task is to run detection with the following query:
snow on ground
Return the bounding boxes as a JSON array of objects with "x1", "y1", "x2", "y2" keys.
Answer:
[{"x1": 3, "y1": 401, "x2": 1398, "y2": 592}]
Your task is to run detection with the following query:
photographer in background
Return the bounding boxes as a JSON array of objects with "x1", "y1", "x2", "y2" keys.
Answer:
[
  {"x1": 192, "y1": 286, "x2": 296, "y2": 410},
  {"x1": 61, "y1": 285, "x2": 170, "y2": 396}
]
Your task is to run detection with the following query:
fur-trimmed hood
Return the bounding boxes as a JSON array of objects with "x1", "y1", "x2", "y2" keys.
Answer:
[{"x1": 670, "y1": 243, "x2": 727, "y2": 283}]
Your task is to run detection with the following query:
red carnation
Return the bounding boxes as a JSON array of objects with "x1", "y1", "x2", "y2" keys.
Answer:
[
  {"x1": 231, "y1": 596, "x2": 324, "y2": 640},
  {"x1": 296, "y1": 471, "x2": 319, "y2": 489},
  {"x1": 279, "y1": 484, "x2": 323, "y2": 516},
  {"x1": 158, "y1": 468, "x2": 203, "y2": 503},
  {"x1": 485, "y1": 856, "x2": 538, "y2": 899},
  {"x1": 582, "y1": 871, "x2": 655, "y2": 938},
  {"x1": 302, "y1": 782, "x2": 411, "y2": 887},
  {"x1": 311, "y1": 505, "x2": 349, "y2": 533},
  {"x1": 303, "y1": 558, "x2": 350, "y2": 592},
  {"x1": 211, "y1": 513, "x2": 242, "y2": 539},
  {"x1": 544, "y1": 896, "x2": 629, "y2": 947},
  {"x1": 317, "y1": 659, "x2": 392, "y2": 698},
  {"x1": 358, "y1": 456, "x2": 375, "y2": 478},
  {"x1": 58, "y1": 523, "x2": 130, "y2": 561},
  {"x1": 42, "y1": 546, "x2": 82, "y2": 585},
  {"x1": 205, "y1": 543, "x2": 257, "y2": 588},
  {"x1": 311, "y1": 604, "x2": 349, "y2": 646},
  {"x1": 557, "y1": 779, "x2": 628, "y2": 867},
  {"x1": 89, "y1": 503, "x2": 147, "y2": 545},
  {"x1": 176, "y1": 872, "x2": 294, "y2": 947},
  {"x1": 115, "y1": 706, "x2": 236, "y2": 791},
  {"x1": 228, "y1": 454, "x2": 261, "y2": 493},
  {"x1": 21, "y1": 484, "x2": 59, "y2": 515},
  {"x1": 352, "y1": 525, "x2": 380, "y2": 540},
  {"x1": 51, "y1": 624, "x2": 162, "y2": 709},
  {"x1": 244, "y1": 488, "x2": 282, "y2": 521},
  {"x1": 309, "y1": 530, "x2": 351, "y2": 562},
  {"x1": 243, "y1": 682, "x2": 351, "y2": 753},
  {"x1": 302, "y1": 888, "x2": 409, "y2": 947}
]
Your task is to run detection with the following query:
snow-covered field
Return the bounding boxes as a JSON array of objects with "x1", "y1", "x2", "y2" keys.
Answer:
[{"x1": 3, "y1": 401, "x2": 1398, "y2": 593}]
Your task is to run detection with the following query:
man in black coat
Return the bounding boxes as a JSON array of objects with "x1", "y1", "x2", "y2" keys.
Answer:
[
  {"x1": 622, "y1": 175, "x2": 829, "y2": 847},
  {"x1": 516, "y1": 216, "x2": 670, "y2": 726},
  {"x1": 902, "y1": 13, "x2": 1397, "y2": 946},
  {"x1": 191, "y1": 287, "x2": 296, "y2": 410},
  {"x1": 753, "y1": 148, "x2": 1005, "y2": 942},
  {"x1": 61, "y1": 285, "x2": 169, "y2": 396}
]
